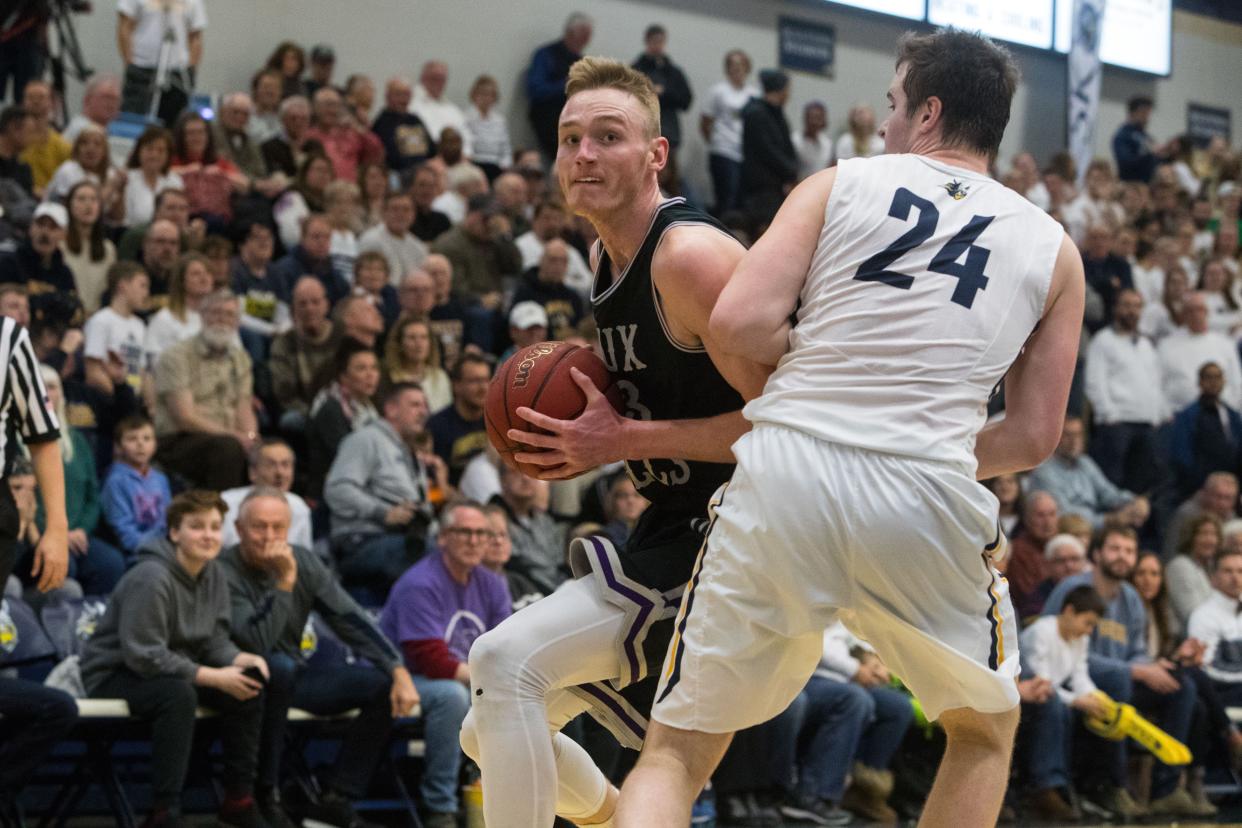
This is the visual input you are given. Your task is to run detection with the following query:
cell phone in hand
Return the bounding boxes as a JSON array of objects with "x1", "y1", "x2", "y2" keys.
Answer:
[{"x1": 242, "y1": 665, "x2": 267, "y2": 686}]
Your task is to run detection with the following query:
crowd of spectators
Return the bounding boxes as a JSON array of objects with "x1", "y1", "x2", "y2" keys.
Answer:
[{"x1": 1, "y1": 5, "x2": 1242, "y2": 827}]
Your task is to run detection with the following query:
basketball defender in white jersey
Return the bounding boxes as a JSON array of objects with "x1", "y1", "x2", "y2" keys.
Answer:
[{"x1": 616, "y1": 30, "x2": 1086, "y2": 828}]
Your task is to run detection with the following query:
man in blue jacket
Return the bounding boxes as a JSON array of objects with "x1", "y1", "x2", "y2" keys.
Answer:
[
  {"x1": 1044, "y1": 525, "x2": 1197, "y2": 818},
  {"x1": 1169, "y1": 361, "x2": 1242, "y2": 497},
  {"x1": 1112, "y1": 96, "x2": 1166, "y2": 183},
  {"x1": 525, "y1": 13, "x2": 592, "y2": 160}
]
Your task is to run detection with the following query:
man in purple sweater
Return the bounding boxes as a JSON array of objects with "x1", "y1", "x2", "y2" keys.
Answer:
[{"x1": 379, "y1": 501, "x2": 510, "y2": 828}]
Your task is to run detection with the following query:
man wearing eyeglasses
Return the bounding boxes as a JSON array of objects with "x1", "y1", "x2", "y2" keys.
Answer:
[{"x1": 380, "y1": 500, "x2": 512, "y2": 828}]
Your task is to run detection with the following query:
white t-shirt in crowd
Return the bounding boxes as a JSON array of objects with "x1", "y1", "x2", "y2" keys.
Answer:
[
  {"x1": 144, "y1": 307, "x2": 200, "y2": 368},
  {"x1": 792, "y1": 132, "x2": 833, "y2": 181},
  {"x1": 832, "y1": 132, "x2": 885, "y2": 165},
  {"x1": 410, "y1": 84, "x2": 472, "y2": 157},
  {"x1": 515, "y1": 231, "x2": 593, "y2": 297},
  {"x1": 704, "y1": 81, "x2": 758, "y2": 163},
  {"x1": 116, "y1": 0, "x2": 207, "y2": 70},
  {"x1": 84, "y1": 306, "x2": 146, "y2": 389},
  {"x1": 124, "y1": 169, "x2": 184, "y2": 228}
]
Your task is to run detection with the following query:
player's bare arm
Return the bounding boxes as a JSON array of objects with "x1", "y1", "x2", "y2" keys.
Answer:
[
  {"x1": 710, "y1": 168, "x2": 838, "y2": 367},
  {"x1": 974, "y1": 233, "x2": 1085, "y2": 479},
  {"x1": 509, "y1": 226, "x2": 772, "y2": 479}
]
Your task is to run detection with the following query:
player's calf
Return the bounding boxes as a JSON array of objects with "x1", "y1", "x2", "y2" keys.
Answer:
[
  {"x1": 615, "y1": 722, "x2": 733, "y2": 828},
  {"x1": 920, "y1": 705, "x2": 1019, "y2": 828}
]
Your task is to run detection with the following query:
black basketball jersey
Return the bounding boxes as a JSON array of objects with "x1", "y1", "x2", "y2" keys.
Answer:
[{"x1": 592, "y1": 198, "x2": 744, "y2": 514}]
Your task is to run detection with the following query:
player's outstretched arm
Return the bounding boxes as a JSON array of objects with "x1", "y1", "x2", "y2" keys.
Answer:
[
  {"x1": 975, "y1": 234, "x2": 1086, "y2": 479},
  {"x1": 709, "y1": 169, "x2": 837, "y2": 367}
]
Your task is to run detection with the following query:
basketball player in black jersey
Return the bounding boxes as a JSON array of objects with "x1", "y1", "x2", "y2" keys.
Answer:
[{"x1": 457, "y1": 58, "x2": 772, "y2": 828}]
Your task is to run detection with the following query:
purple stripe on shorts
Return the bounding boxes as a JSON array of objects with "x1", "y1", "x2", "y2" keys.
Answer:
[
  {"x1": 579, "y1": 682, "x2": 645, "y2": 741},
  {"x1": 589, "y1": 536, "x2": 654, "y2": 685}
]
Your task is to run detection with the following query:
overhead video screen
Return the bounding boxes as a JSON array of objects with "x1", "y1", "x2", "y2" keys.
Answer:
[
  {"x1": 927, "y1": 0, "x2": 1055, "y2": 49},
  {"x1": 823, "y1": 0, "x2": 925, "y2": 21},
  {"x1": 1054, "y1": 0, "x2": 1173, "y2": 75}
]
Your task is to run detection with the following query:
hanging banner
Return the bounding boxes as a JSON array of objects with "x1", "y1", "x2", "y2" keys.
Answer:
[
  {"x1": 1067, "y1": 0, "x2": 1106, "y2": 187},
  {"x1": 778, "y1": 16, "x2": 836, "y2": 78}
]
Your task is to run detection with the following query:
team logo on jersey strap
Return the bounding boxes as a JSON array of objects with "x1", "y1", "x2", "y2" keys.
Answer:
[
  {"x1": 0, "y1": 601, "x2": 16, "y2": 654},
  {"x1": 943, "y1": 180, "x2": 970, "y2": 200}
]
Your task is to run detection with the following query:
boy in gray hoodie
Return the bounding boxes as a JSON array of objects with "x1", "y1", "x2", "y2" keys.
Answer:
[{"x1": 81, "y1": 491, "x2": 270, "y2": 828}]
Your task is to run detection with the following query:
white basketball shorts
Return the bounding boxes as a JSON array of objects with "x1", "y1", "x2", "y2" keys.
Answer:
[{"x1": 652, "y1": 423, "x2": 1021, "y2": 733}]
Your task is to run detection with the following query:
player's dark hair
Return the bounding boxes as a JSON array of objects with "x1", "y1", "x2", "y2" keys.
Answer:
[
  {"x1": 894, "y1": 28, "x2": 1018, "y2": 161},
  {"x1": 1062, "y1": 585, "x2": 1106, "y2": 617}
]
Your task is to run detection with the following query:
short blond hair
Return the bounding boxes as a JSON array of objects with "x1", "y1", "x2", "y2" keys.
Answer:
[{"x1": 565, "y1": 57, "x2": 661, "y2": 140}]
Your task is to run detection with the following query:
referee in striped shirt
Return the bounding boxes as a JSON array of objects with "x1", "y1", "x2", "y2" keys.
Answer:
[{"x1": 0, "y1": 317, "x2": 67, "y2": 592}]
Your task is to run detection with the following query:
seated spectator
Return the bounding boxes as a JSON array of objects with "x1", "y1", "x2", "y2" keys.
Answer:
[
  {"x1": 1062, "y1": 161, "x2": 1125, "y2": 246},
  {"x1": 372, "y1": 77, "x2": 436, "y2": 174},
  {"x1": 18, "y1": 79, "x2": 71, "y2": 196},
  {"x1": 790, "y1": 622, "x2": 911, "y2": 824},
  {"x1": 431, "y1": 193, "x2": 523, "y2": 306},
  {"x1": 117, "y1": 186, "x2": 194, "y2": 264},
  {"x1": 514, "y1": 198, "x2": 593, "y2": 297},
  {"x1": 81, "y1": 491, "x2": 270, "y2": 828},
  {"x1": 408, "y1": 162, "x2": 452, "y2": 243},
  {"x1": 985, "y1": 473, "x2": 1022, "y2": 537},
  {"x1": 269, "y1": 213, "x2": 349, "y2": 305},
  {"x1": 1164, "y1": 472, "x2": 1239, "y2": 558},
  {"x1": 428, "y1": 353, "x2": 491, "y2": 485},
  {"x1": 489, "y1": 463, "x2": 566, "y2": 595},
  {"x1": 791, "y1": 101, "x2": 832, "y2": 182},
  {"x1": 358, "y1": 192, "x2": 428, "y2": 284},
  {"x1": 352, "y1": 251, "x2": 400, "y2": 327},
  {"x1": 1198, "y1": 258, "x2": 1241, "y2": 334},
  {"x1": 153, "y1": 290, "x2": 255, "y2": 490},
  {"x1": 1166, "y1": 513, "x2": 1222, "y2": 626},
  {"x1": 212, "y1": 92, "x2": 286, "y2": 198},
  {"x1": 1081, "y1": 224, "x2": 1135, "y2": 330},
  {"x1": 1003, "y1": 491, "x2": 1059, "y2": 619},
  {"x1": 0, "y1": 202, "x2": 76, "y2": 299},
  {"x1": 83, "y1": 260, "x2": 148, "y2": 395},
  {"x1": 132, "y1": 218, "x2": 181, "y2": 309},
  {"x1": 324, "y1": 383, "x2": 433, "y2": 599},
  {"x1": 1140, "y1": 262, "x2": 1187, "y2": 342},
  {"x1": 61, "y1": 180, "x2": 118, "y2": 314},
  {"x1": 501, "y1": 301, "x2": 548, "y2": 362},
  {"x1": 1084, "y1": 289, "x2": 1166, "y2": 492},
  {"x1": 248, "y1": 70, "x2": 284, "y2": 147},
  {"x1": 492, "y1": 171, "x2": 530, "y2": 237},
  {"x1": 220, "y1": 439, "x2": 313, "y2": 551},
  {"x1": 1018, "y1": 585, "x2": 1107, "y2": 822},
  {"x1": 260, "y1": 95, "x2": 325, "y2": 179},
  {"x1": 121, "y1": 125, "x2": 182, "y2": 229},
  {"x1": 1159, "y1": 292, "x2": 1242, "y2": 412},
  {"x1": 220, "y1": 487, "x2": 418, "y2": 828},
  {"x1": 599, "y1": 473, "x2": 647, "y2": 550},
  {"x1": 229, "y1": 220, "x2": 288, "y2": 355},
  {"x1": 333, "y1": 292, "x2": 385, "y2": 349},
  {"x1": 380, "y1": 501, "x2": 511, "y2": 827},
  {"x1": 23, "y1": 368, "x2": 125, "y2": 595},
  {"x1": 481, "y1": 504, "x2": 544, "y2": 610},
  {"x1": 306, "y1": 338, "x2": 380, "y2": 498},
  {"x1": 264, "y1": 42, "x2": 306, "y2": 101},
  {"x1": 170, "y1": 111, "x2": 249, "y2": 227},
  {"x1": 396, "y1": 268, "x2": 436, "y2": 319},
  {"x1": 1044, "y1": 526, "x2": 1199, "y2": 818},
  {"x1": 357, "y1": 162, "x2": 388, "y2": 229},
  {"x1": 1170, "y1": 362, "x2": 1242, "y2": 497},
  {"x1": 44, "y1": 124, "x2": 124, "y2": 219},
  {"x1": 323, "y1": 179, "x2": 362, "y2": 286},
  {"x1": 144, "y1": 251, "x2": 212, "y2": 368},
  {"x1": 464, "y1": 75, "x2": 512, "y2": 182},
  {"x1": 425, "y1": 254, "x2": 473, "y2": 365},
  {"x1": 460, "y1": 445, "x2": 502, "y2": 506},
  {"x1": 344, "y1": 73, "x2": 375, "y2": 127},
  {"x1": 1027, "y1": 416, "x2": 1147, "y2": 529},
  {"x1": 1188, "y1": 547, "x2": 1242, "y2": 706},
  {"x1": 63, "y1": 74, "x2": 122, "y2": 147},
  {"x1": 0, "y1": 105, "x2": 35, "y2": 199},
  {"x1": 269, "y1": 276, "x2": 335, "y2": 432},
  {"x1": 383, "y1": 314, "x2": 451, "y2": 410},
  {"x1": 273, "y1": 153, "x2": 332, "y2": 251},
  {"x1": 100, "y1": 415, "x2": 171, "y2": 555},
  {"x1": 832, "y1": 104, "x2": 884, "y2": 164},
  {"x1": 511, "y1": 240, "x2": 586, "y2": 341},
  {"x1": 306, "y1": 87, "x2": 383, "y2": 183},
  {"x1": 302, "y1": 44, "x2": 336, "y2": 99}
]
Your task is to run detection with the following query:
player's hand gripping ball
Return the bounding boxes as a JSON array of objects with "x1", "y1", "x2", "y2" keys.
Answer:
[{"x1": 485, "y1": 340, "x2": 622, "y2": 477}]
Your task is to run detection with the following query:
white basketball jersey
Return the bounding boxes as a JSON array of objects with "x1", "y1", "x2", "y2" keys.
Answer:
[{"x1": 745, "y1": 154, "x2": 1065, "y2": 471}]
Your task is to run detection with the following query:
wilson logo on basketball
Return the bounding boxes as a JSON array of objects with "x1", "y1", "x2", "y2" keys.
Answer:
[{"x1": 512, "y1": 343, "x2": 560, "y2": 389}]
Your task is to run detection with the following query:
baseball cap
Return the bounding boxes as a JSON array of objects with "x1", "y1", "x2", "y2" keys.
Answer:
[
  {"x1": 32, "y1": 202, "x2": 68, "y2": 229},
  {"x1": 509, "y1": 301, "x2": 549, "y2": 330},
  {"x1": 310, "y1": 44, "x2": 335, "y2": 63},
  {"x1": 1219, "y1": 181, "x2": 1238, "y2": 199}
]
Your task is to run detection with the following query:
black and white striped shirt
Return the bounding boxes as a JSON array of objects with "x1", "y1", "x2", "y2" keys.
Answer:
[{"x1": 0, "y1": 317, "x2": 59, "y2": 475}]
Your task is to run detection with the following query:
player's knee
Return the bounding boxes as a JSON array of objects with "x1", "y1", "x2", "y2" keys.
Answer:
[
  {"x1": 469, "y1": 626, "x2": 543, "y2": 699},
  {"x1": 940, "y1": 705, "x2": 1018, "y2": 751},
  {"x1": 459, "y1": 708, "x2": 480, "y2": 760}
]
